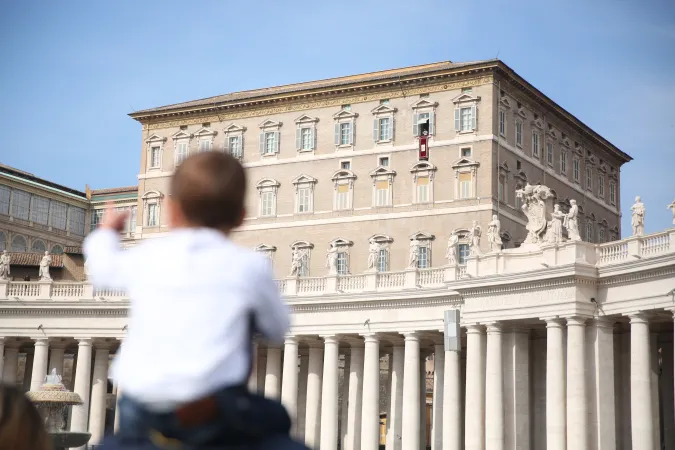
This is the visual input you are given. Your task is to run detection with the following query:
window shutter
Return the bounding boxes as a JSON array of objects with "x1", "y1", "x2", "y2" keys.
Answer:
[
  {"x1": 296, "y1": 128, "x2": 302, "y2": 150},
  {"x1": 413, "y1": 113, "x2": 419, "y2": 136},
  {"x1": 275, "y1": 131, "x2": 280, "y2": 153},
  {"x1": 373, "y1": 119, "x2": 379, "y2": 142},
  {"x1": 391, "y1": 116, "x2": 395, "y2": 141},
  {"x1": 471, "y1": 105, "x2": 477, "y2": 130},
  {"x1": 429, "y1": 111, "x2": 435, "y2": 135},
  {"x1": 350, "y1": 121, "x2": 355, "y2": 145},
  {"x1": 454, "y1": 108, "x2": 460, "y2": 131},
  {"x1": 259, "y1": 132, "x2": 265, "y2": 154},
  {"x1": 311, "y1": 127, "x2": 316, "y2": 150},
  {"x1": 223, "y1": 137, "x2": 229, "y2": 153},
  {"x1": 334, "y1": 123, "x2": 340, "y2": 145}
]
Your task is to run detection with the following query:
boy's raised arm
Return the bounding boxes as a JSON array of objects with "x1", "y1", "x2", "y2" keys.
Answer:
[
  {"x1": 83, "y1": 205, "x2": 132, "y2": 290},
  {"x1": 251, "y1": 257, "x2": 290, "y2": 345}
]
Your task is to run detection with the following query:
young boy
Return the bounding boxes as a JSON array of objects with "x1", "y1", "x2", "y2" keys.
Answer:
[{"x1": 85, "y1": 152, "x2": 300, "y2": 448}]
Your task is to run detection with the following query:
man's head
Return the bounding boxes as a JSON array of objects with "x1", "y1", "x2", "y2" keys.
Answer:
[{"x1": 169, "y1": 152, "x2": 247, "y2": 232}]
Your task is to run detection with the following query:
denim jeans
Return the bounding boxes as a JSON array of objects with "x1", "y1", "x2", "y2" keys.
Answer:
[{"x1": 116, "y1": 386, "x2": 291, "y2": 447}]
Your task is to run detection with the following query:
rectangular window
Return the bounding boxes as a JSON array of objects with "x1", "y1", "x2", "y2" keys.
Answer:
[
  {"x1": 461, "y1": 147, "x2": 472, "y2": 158},
  {"x1": 532, "y1": 132, "x2": 540, "y2": 158},
  {"x1": 379, "y1": 157, "x2": 389, "y2": 167},
  {"x1": 298, "y1": 127, "x2": 313, "y2": 151},
  {"x1": 297, "y1": 187, "x2": 311, "y2": 213},
  {"x1": 498, "y1": 176, "x2": 506, "y2": 202},
  {"x1": 150, "y1": 146, "x2": 161, "y2": 168},
  {"x1": 598, "y1": 175, "x2": 605, "y2": 197},
  {"x1": 416, "y1": 176, "x2": 429, "y2": 203},
  {"x1": 228, "y1": 136, "x2": 242, "y2": 159},
  {"x1": 499, "y1": 110, "x2": 506, "y2": 136},
  {"x1": 413, "y1": 111, "x2": 433, "y2": 136},
  {"x1": 546, "y1": 143, "x2": 553, "y2": 165},
  {"x1": 561, "y1": 151, "x2": 567, "y2": 174},
  {"x1": 129, "y1": 206, "x2": 137, "y2": 232},
  {"x1": 586, "y1": 167, "x2": 592, "y2": 190},
  {"x1": 573, "y1": 159, "x2": 580, "y2": 182},
  {"x1": 459, "y1": 172, "x2": 472, "y2": 199},
  {"x1": 460, "y1": 107, "x2": 473, "y2": 132},
  {"x1": 515, "y1": 120, "x2": 522, "y2": 147},
  {"x1": 51, "y1": 201, "x2": 67, "y2": 230},
  {"x1": 375, "y1": 180, "x2": 390, "y2": 206},
  {"x1": 261, "y1": 191, "x2": 275, "y2": 216},
  {"x1": 0, "y1": 185, "x2": 10, "y2": 215},
  {"x1": 115, "y1": 206, "x2": 129, "y2": 233},
  {"x1": 339, "y1": 122, "x2": 352, "y2": 145},
  {"x1": 11, "y1": 190, "x2": 30, "y2": 221},
  {"x1": 148, "y1": 204, "x2": 158, "y2": 226},
  {"x1": 515, "y1": 188, "x2": 522, "y2": 210},
  {"x1": 418, "y1": 246, "x2": 429, "y2": 269},
  {"x1": 336, "y1": 184, "x2": 350, "y2": 210},
  {"x1": 336, "y1": 252, "x2": 348, "y2": 275},
  {"x1": 458, "y1": 244, "x2": 470, "y2": 264},
  {"x1": 378, "y1": 249, "x2": 389, "y2": 272},
  {"x1": 68, "y1": 207, "x2": 86, "y2": 235},
  {"x1": 198, "y1": 140, "x2": 211, "y2": 152},
  {"x1": 264, "y1": 132, "x2": 277, "y2": 154},
  {"x1": 31, "y1": 195, "x2": 50, "y2": 225},
  {"x1": 378, "y1": 117, "x2": 391, "y2": 141},
  {"x1": 609, "y1": 182, "x2": 616, "y2": 205},
  {"x1": 91, "y1": 209, "x2": 104, "y2": 231},
  {"x1": 341, "y1": 161, "x2": 351, "y2": 170},
  {"x1": 175, "y1": 142, "x2": 189, "y2": 164}
]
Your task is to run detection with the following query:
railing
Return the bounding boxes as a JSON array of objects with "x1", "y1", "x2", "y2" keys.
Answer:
[{"x1": 1, "y1": 228, "x2": 673, "y2": 301}]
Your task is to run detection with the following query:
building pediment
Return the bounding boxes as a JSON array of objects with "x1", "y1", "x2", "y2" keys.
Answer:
[
  {"x1": 224, "y1": 123, "x2": 246, "y2": 133},
  {"x1": 410, "y1": 98, "x2": 439, "y2": 109},
  {"x1": 171, "y1": 130, "x2": 192, "y2": 140},
  {"x1": 254, "y1": 244, "x2": 277, "y2": 253},
  {"x1": 410, "y1": 162, "x2": 437, "y2": 174},
  {"x1": 561, "y1": 135, "x2": 571, "y2": 148},
  {"x1": 410, "y1": 231, "x2": 435, "y2": 241},
  {"x1": 256, "y1": 178, "x2": 280, "y2": 189},
  {"x1": 451, "y1": 158, "x2": 479, "y2": 169},
  {"x1": 259, "y1": 119, "x2": 282, "y2": 129},
  {"x1": 145, "y1": 134, "x2": 167, "y2": 144},
  {"x1": 514, "y1": 170, "x2": 528, "y2": 182},
  {"x1": 516, "y1": 108, "x2": 528, "y2": 119},
  {"x1": 294, "y1": 114, "x2": 319, "y2": 125},
  {"x1": 292, "y1": 174, "x2": 318, "y2": 185},
  {"x1": 194, "y1": 127, "x2": 217, "y2": 137},
  {"x1": 369, "y1": 166, "x2": 397, "y2": 178},
  {"x1": 531, "y1": 118, "x2": 544, "y2": 130},
  {"x1": 291, "y1": 240, "x2": 313, "y2": 250},
  {"x1": 330, "y1": 237, "x2": 353, "y2": 248},
  {"x1": 331, "y1": 169, "x2": 356, "y2": 181},
  {"x1": 499, "y1": 161, "x2": 511, "y2": 173},
  {"x1": 499, "y1": 97, "x2": 512, "y2": 109},
  {"x1": 371, "y1": 104, "x2": 398, "y2": 115},
  {"x1": 141, "y1": 190, "x2": 163, "y2": 200},
  {"x1": 333, "y1": 108, "x2": 358, "y2": 119},
  {"x1": 452, "y1": 93, "x2": 480, "y2": 104},
  {"x1": 370, "y1": 234, "x2": 393, "y2": 244}
]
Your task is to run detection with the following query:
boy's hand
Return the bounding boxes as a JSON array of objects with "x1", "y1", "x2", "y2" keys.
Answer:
[{"x1": 100, "y1": 201, "x2": 129, "y2": 233}]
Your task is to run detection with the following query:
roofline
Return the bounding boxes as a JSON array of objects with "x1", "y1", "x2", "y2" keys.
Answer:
[{"x1": 0, "y1": 166, "x2": 88, "y2": 201}]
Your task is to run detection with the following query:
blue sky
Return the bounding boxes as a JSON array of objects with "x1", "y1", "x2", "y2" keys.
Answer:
[{"x1": 1, "y1": 0, "x2": 673, "y2": 235}]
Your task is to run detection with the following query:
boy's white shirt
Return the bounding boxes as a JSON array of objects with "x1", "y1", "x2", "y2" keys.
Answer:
[{"x1": 84, "y1": 227, "x2": 289, "y2": 409}]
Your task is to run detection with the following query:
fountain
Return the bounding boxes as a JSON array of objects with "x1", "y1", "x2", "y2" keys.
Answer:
[{"x1": 26, "y1": 369, "x2": 91, "y2": 450}]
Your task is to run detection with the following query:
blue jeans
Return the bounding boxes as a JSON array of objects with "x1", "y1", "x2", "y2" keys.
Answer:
[{"x1": 116, "y1": 386, "x2": 291, "y2": 447}]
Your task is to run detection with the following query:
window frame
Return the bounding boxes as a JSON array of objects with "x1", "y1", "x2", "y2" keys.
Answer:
[
  {"x1": 256, "y1": 178, "x2": 281, "y2": 217},
  {"x1": 292, "y1": 175, "x2": 317, "y2": 214},
  {"x1": 371, "y1": 104, "x2": 397, "y2": 144},
  {"x1": 515, "y1": 119, "x2": 523, "y2": 147},
  {"x1": 141, "y1": 190, "x2": 163, "y2": 228},
  {"x1": 452, "y1": 92, "x2": 479, "y2": 134},
  {"x1": 145, "y1": 134, "x2": 167, "y2": 171},
  {"x1": 370, "y1": 166, "x2": 396, "y2": 208},
  {"x1": 332, "y1": 170, "x2": 356, "y2": 211},
  {"x1": 294, "y1": 115, "x2": 319, "y2": 153},
  {"x1": 258, "y1": 119, "x2": 282, "y2": 157},
  {"x1": 223, "y1": 123, "x2": 247, "y2": 160},
  {"x1": 171, "y1": 130, "x2": 191, "y2": 166},
  {"x1": 333, "y1": 108, "x2": 358, "y2": 149},
  {"x1": 410, "y1": 162, "x2": 437, "y2": 204}
]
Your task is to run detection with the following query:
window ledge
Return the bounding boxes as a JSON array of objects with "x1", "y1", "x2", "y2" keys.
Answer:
[
  {"x1": 335, "y1": 144, "x2": 354, "y2": 150},
  {"x1": 458, "y1": 130, "x2": 476, "y2": 135}
]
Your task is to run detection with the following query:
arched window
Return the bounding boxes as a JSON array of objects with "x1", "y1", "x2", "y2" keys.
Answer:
[
  {"x1": 51, "y1": 245, "x2": 64, "y2": 255},
  {"x1": 11, "y1": 235, "x2": 27, "y2": 252},
  {"x1": 31, "y1": 240, "x2": 46, "y2": 253}
]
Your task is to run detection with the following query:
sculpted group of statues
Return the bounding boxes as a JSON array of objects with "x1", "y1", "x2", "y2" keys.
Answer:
[
  {"x1": 515, "y1": 183, "x2": 582, "y2": 245},
  {"x1": 0, "y1": 250, "x2": 52, "y2": 281}
]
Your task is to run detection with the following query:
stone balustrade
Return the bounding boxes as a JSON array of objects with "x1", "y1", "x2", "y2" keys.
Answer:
[{"x1": 1, "y1": 228, "x2": 673, "y2": 302}]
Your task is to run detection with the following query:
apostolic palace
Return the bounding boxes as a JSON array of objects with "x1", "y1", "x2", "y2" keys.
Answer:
[{"x1": 1, "y1": 59, "x2": 674, "y2": 450}]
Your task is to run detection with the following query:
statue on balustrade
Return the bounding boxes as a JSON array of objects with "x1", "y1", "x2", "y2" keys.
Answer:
[
  {"x1": 487, "y1": 215, "x2": 503, "y2": 252},
  {"x1": 445, "y1": 233, "x2": 459, "y2": 265},
  {"x1": 667, "y1": 199, "x2": 675, "y2": 225},
  {"x1": 367, "y1": 239, "x2": 381, "y2": 271},
  {"x1": 516, "y1": 183, "x2": 555, "y2": 245},
  {"x1": 565, "y1": 199, "x2": 581, "y2": 241},
  {"x1": 39, "y1": 251, "x2": 52, "y2": 281},
  {"x1": 289, "y1": 248, "x2": 307, "y2": 277},
  {"x1": 631, "y1": 196, "x2": 645, "y2": 236},
  {"x1": 546, "y1": 204, "x2": 566, "y2": 244},
  {"x1": 468, "y1": 221, "x2": 482, "y2": 256},
  {"x1": 408, "y1": 238, "x2": 420, "y2": 269},
  {"x1": 326, "y1": 243, "x2": 339, "y2": 275},
  {"x1": 0, "y1": 250, "x2": 10, "y2": 280}
]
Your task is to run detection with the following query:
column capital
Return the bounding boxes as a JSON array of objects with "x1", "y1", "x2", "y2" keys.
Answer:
[
  {"x1": 402, "y1": 331, "x2": 420, "y2": 341},
  {"x1": 284, "y1": 336, "x2": 300, "y2": 345},
  {"x1": 542, "y1": 317, "x2": 565, "y2": 328},
  {"x1": 627, "y1": 312, "x2": 650, "y2": 324},
  {"x1": 32, "y1": 338, "x2": 49, "y2": 347},
  {"x1": 591, "y1": 317, "x2": 616, "y2": 330},
  {"x1": 321, "y1": 335, "x2": 340, "y2": 345},
  {"x1": 565, "y1": 316, "x2": 588, "y2": 327},
  {"x1": 485, "y1": 322, "x2": 504, "y2": 334},
  {"x1": 77, "y1": 338, "x2": 93, "y2": 346},
  {"x1": 361, "y1": 333, "x2": 380, "y2": 344},
  {"x1": 464, "y1": 324, "x2": 486, "y2": 334}
]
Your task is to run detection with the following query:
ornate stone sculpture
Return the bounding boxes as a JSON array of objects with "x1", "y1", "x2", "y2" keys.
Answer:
[
  {"x1": 45, "y1": 368, "x2": 62, "y2": 385},
  {"x1": 326, "y1": 244, "x2": 339, "y2": 275},
  {"x1": 516, "y1": 183, "x2": 555, "y2": 245},
  {"x1": 367, "y1": 239, "x2": 381, "y2": 271},
  {"x1": 486, "y1": 215, "x2": 502, "y2": 252},
  {"x1": 468, "y1": 221, "x2": 482, "y2": 256},
  {"x1": 565, "y1": 199, "x2": 581, "y2": 241},
  {"x1": 0, "y1": 250, "x2": 10, "y2": 280},
  {"x1": 547, "y1": 204, "x2": 566, "y2": 244},
  {"x1": 289, "y1": 248, "x2": 306, "y2": 277},
  {"x1": 445, "y1": 234, "x2": 459, "y2": 264},
  {"x1": 631, "y1": 196, "x2": 645, "y2": 236},
  {"x1": 39, "y1": 251, "x2": 52, "y2": 281},
  {"x1": 408, "y1": 238, "x2": 420, "y2": 269},
  {"x1": 667, "y1": 199, "x2": 675, "y2": 225}
]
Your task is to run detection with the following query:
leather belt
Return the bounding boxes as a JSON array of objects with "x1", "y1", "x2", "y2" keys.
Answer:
[{"x1": 174, "y1": 395, "x2": 219, "y2": 427}]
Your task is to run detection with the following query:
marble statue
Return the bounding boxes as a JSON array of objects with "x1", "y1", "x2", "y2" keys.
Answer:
[
  {"x1": 367, "y1": 239, "x2": 381, "y2": 271},
  {"x1": 289, "y1": 248, "x2": 306, "y2": 277},
  {"x1": 631, "y1": 196, "x2": 645, "y2": 236},
  {"x1": 0, "y1": 250, "x2": 10, "y2": 280},
  {"x1": 44, "y1": 368, "x2": 62, "y2": 385},
  {"x1": 516, "y1": 183, "x2": 555, "y2": 245},
  {"x1": 668, "y1": 200, "x2": 675, "y2": 225},
  {"x1": 468, "y1": 221, "x2": 482, "y2": 256},
  {"x1": 408, "y1": 238, "x2": 420, "y2": 269},
  {"x1": 486, "y1": 215, "x2": 503, "y2": 252},
  {"x1": 83, "y1": 258, "x2": 89, "y2": 281},
  {"x1": 39, "y1": 251, "x2": 52, "y2": 281},
  {"x1": 565, "y1": 199, "x2": 581, "y2": 241},
  {"x1": 445, "y1": 234, "x2": 459, "y2": 264},
  {"x1": 547, "y1": 204, "x2": 566, "y2": 244},
  {"x1": 326, "y1": 244, "x2": 339, "y2": 275}
]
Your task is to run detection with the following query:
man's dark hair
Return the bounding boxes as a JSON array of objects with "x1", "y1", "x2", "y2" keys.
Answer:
[{"x1": 170, "y1": 151, "x2": 247, "y2": 229}]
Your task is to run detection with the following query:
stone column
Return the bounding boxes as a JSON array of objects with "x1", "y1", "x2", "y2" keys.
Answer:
[
  {"x1": 296, "y1": 352, "x2": 309, "y2": 441},
  {"x1": 386, "y1": 345, "x2": 404, "y2": 450},
  {"x1": 420, "y1": 354, "x2": 428, "y2": 450},
  {"x1": 30, "y1": 339, "x2": 49, "y2": 391},
  {"x1": 588, "y1": 319, "x2": 616, "y2": 450},
  {"x1": 0, "y1": 338, "x2": 4, "y2": 379},
  {"x1": 545, "y1": 319, "x2": 565, "y2": 450},
  {"x1": 431, "y1": 344, "x2": 444, "y2": 450},
  {"x1": 340, "y1": 349, "x2": 352, "y2": 450},
  {"x1": 281, "y1": 337, "x2": 299, "y2": 428},
  {"x1": 22, "y1": 353, "x2": 34, "y2": 391},
  {"x1": 320, "y1": 335, "x2": 340, "y2": 450},
  {"x1": 485, "y1": 324, "x2": 504, "y2": 450},
  {"x1": 443, "y1": 343, "x2": 461, "y2": 450},
  {"x1": 2, "y1": 346, "x2": 19, "y2": 383},
  {"x1": 48, "y1": 343, "x2": 66, "y2": 376},
  {"x1": 70, "y1": 339, "x2": 92, "y2": 439},
  {"x1": 360, "y1": 334, "x2": 380, "y2": 450},
  {"x1": 248, "y1": 341, "x2": 259, "y2": 393},
  {"x1": 114, "y1": 384, "x2": 122, "y2": 433},
  {"x1": 566, "y1": 317, "x2": 588, "y2": 450},
  {"x1": 402, "y1": 332, "x2": 421, "y2": 450},
  {"x1": 88, "y1": 345, "x2": 110, "y2": 445},
  {"x1": 265, "y1": 346, "x2": 282, "y2": 400},
  {"x1": 305, "y1": 345, "x2": 323, "y2": 449},
  {"x1": 504, "y1": 328, "x2": 530, "y2": 450},
  {"x1": 629, "y1": 313, "x2": 654, "y2": 450},
  {"x1": 465, "y1": 325, "x2": 486, "y2": 450},
  {"x1": 346, "y1": 344, "x2": 364, "y2": 450}
]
